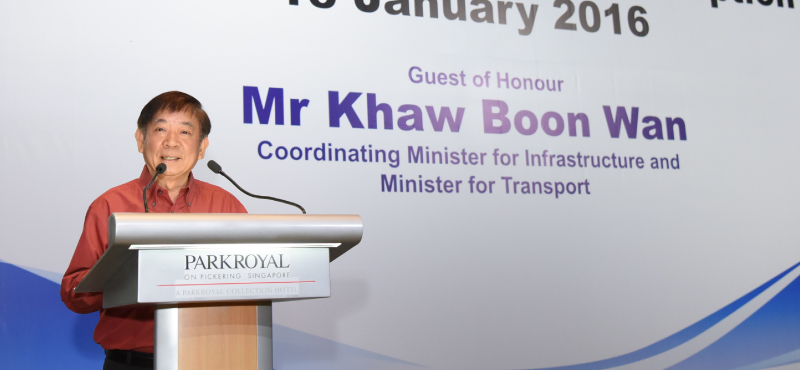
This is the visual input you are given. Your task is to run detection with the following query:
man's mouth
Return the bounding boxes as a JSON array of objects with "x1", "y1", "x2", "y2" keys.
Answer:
[{"x1": 161, "y1": 156, "x2": 180, "y2": 161}]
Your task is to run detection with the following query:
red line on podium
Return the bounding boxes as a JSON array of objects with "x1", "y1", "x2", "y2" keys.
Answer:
[{"x1": 158, "y1": 281, "x2": 315, "y2": 287}]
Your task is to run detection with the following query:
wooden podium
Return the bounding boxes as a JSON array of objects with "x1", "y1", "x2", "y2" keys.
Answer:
[{"x1": 75, "y1": 213, "x2": 363, "y2": 370}]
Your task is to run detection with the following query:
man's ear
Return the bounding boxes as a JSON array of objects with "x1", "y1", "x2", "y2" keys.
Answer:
[
  {"x1": 198, "y1": 137, "x2": 209, "y2": 160},
  {"x1": 135, "y1": 129, "x2": 145, "y2": 154}
]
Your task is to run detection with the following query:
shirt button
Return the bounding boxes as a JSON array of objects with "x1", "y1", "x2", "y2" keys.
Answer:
[
  {"x1": 188, "y1": 202, "x2": 191, "y2": 206},
  {"x1": 158, "y1": 190, "x2": 162, "y2": 194},
  {"x1": 152, "y1": 203, "x2": 156, "y2": 206}
]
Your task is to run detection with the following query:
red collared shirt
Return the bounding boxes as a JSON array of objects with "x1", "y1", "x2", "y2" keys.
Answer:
[{"x1": 61, "y1": 166, "x2": 247, "y2": 352}]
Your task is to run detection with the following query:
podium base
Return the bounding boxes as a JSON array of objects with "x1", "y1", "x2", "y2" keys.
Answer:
[{"x1": 155, "y1": 302, "x2": 273, "y2": 370}]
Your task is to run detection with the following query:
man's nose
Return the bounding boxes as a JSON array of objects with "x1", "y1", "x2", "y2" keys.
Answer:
[{"x1": 164, "y1": 129, "x2": 180, "y2": 146}]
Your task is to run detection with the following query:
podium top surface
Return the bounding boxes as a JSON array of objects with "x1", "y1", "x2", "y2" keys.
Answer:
[
  {"x1": 109, "y1": 213, "x2": 362, "y2": 252},
  {"x1": 75, "y1": 213, "x2": 362, "y2": 293}
]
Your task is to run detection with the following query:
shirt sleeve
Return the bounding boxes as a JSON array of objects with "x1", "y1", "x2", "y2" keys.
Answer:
[
  {"x1": 61, "y1": 199, "x2": 110, "y2": 314},
  {"x1": 229, "y1": 193, "x2": 248, "y2": 214}
]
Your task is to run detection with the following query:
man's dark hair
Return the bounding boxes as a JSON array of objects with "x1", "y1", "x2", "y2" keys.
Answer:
[{"x1": 137, "y1": 91, "x2": 211, "y2": 139}]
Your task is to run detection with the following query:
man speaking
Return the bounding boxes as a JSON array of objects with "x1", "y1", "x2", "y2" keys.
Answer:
[{"x1": 61, "y1": 91, "x2": 247, "y2": 369}]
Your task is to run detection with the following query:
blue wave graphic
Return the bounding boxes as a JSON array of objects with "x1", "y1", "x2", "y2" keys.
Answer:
[
  {"x1": 529, "y1": 262, "x2": 800, "y2": 370},
  {"x1": 667, "y1": 264, "x2": 800, "y2": 370},
  {"x1": 6, "y1": 259, "x2": 800, "y2": 370},
  {"x1": 0, "y1": 261, "x2": 104, "y2": 369}
]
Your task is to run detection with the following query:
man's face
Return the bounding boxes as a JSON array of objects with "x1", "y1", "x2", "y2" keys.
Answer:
[{"x1": 135, "y1": 109, "x2": 209, "y2": 182}]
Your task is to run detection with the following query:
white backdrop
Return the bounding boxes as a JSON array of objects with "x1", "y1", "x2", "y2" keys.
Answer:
[{"x1": 2, "y1": 1, "x2": 800, "y2": 369}]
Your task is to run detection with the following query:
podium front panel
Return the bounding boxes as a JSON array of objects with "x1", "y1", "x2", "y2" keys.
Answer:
[{"x1": 136, "y1": 245, "x2": 331, "y2": 304}]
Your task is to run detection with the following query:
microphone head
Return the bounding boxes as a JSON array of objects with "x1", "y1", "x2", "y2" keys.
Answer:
[
  {"x1": 207, "y1": 160, "x2": 222, "y2": 174},
  {"x1": 155, "y1": 163, "x2": 167, "y2": 174}
]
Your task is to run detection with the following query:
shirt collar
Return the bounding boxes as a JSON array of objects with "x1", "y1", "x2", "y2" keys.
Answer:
[{"x1": 137, "y1": 166, "x2": 197, "y2": 203}]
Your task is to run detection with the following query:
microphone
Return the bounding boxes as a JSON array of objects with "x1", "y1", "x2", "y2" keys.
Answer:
[
  {"x1": 207, "y1": 160, "x2": 306, "y2": 214},
  {"x1": 143, "y1": 163, "x2": 167, "y2": 213}
]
